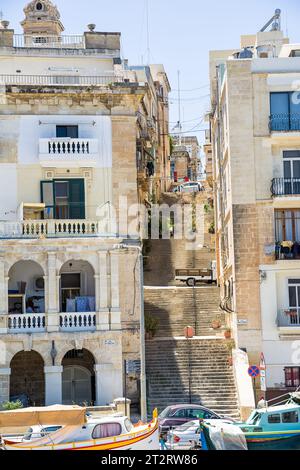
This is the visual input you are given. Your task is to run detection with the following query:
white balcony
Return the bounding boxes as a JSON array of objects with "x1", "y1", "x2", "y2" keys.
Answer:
[
  {"x1": 7, "y1": 313, "x2": 96, "y2": 334},
  {"x1": 39, "y1": 138, "x2": 99, "y2": 167},
  {"x1": 0, "y1": 219, "x2": 116, "y2": 239},
  {"x1": 60, "y1": 312, "x2": 96, "y2": 332},
  {"x1": 8, "y1": 313, "x2": 46, "y2": 334}
]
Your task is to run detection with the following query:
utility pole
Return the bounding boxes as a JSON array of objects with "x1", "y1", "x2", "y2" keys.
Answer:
[{"x1": 177, "y1": 70, "x2": 182, "y2": 145}]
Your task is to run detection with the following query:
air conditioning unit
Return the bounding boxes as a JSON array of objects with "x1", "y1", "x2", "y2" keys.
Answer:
[{"x1": 35, "y1": 277, "x2": 45, "y2": 291}]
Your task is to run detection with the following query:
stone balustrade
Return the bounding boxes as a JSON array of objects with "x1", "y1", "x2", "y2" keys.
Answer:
[
  {"x1": 7, "y1": 312, "x2": 97, "y2": 333},
  {"x1": 8, "y1": 313, "x2": 46, "y2": 333},
  {"x1": 0, "y1": 219, "x2": 114, "y2": 238},
  {"x1": 39, "y1": 138, "x2": 99, "y2": 167},
  {"x1": 60, "y1": 313, "x2": 96, "y2": 332}
]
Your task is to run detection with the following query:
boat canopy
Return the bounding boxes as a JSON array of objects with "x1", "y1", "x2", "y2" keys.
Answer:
[
  {"x1": 203, "y1": 420, "x2": 248, "y2": 451},
  {"x1": 0, "y1": 405, "x2": 86, "y2": 427}
]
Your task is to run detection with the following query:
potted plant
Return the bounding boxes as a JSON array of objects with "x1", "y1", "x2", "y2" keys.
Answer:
[
  {"x1": 224, "y1": 328, "x2": 232, "y2": 339},
  {"x1": 211, "y1": 319, "x2": 222, "y2": 330},
  {"x1": 145, "y1": 313, "x2": 159, "y2": 340}
]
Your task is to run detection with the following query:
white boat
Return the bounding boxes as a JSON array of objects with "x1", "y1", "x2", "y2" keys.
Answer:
[{"x1": 0, "y1": 405, "x2": 159, "y2": 451}]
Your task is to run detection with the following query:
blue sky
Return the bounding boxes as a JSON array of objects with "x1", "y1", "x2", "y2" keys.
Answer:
[{"x1": 1, "y1": 0, "x2": 300, "y2": 143}]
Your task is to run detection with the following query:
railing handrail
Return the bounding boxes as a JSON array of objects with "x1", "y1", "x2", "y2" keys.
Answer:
[
  {"x1": 0, "y1": 219, "x2": 117, "y2": 239},
  {"x1": 40, "y1": 137, "x2": 98, "y2": 141},
  {"x1": 0, "y1": 74, "x2": 122, "y2": 86},
  {"x1": 13, "y1": 34, "x2": 85, "y2": 49},
  {"x1": 270, "y1": 113, "x2": 300, "y2": 132},
  {"x1": 271, "y1": 177, "x2": 300, "y2": 197},
  {"x1": 277, "y1": 307, "x2": 300, "y2": 327}
]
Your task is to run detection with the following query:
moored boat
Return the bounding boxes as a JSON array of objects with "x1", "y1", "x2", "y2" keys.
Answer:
[
  {"x1": 0, "y1": 404, "x2": 159, "y2": 450},
  {"x1": 201, "y1": 392, "x2": 300, "y2": 450}
]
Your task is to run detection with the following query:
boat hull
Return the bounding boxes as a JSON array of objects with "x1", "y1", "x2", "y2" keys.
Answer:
[
  {"x1": 246, "y1": 432, "x2": 300, "y2": 450},
  {"x1": 3, "y1": 423, "x2": 159, "y2": 451}
]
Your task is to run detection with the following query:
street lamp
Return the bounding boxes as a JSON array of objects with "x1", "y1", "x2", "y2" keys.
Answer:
[{"x1": 184, "y1": 326, "x2": 195, "y2": 404}]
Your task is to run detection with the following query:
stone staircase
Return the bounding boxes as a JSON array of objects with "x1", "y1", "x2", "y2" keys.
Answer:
[
  {"x1": 144, "y1": 190, "x2": 240, "y2": 419},
  {"x1": 146, "y1": 339, "x2": 240, "y2": 418},
  {"x1": 144, "y1": 286, "x2": 225, "y2": 337}
]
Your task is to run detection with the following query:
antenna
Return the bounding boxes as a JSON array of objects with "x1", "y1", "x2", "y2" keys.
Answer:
[
  {"x1": 0, "y1": 11, "x2": 3, "y2": 21},
  {"x1": 260, "y1": 9, "x2": 281, "y2": 33},
  {"x1": 146, "y1": 0, "x2": 150, "y2": 65}
]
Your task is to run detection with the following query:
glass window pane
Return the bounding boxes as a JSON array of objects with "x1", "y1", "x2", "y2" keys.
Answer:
[
  {"x1": 282, "y1": 411, "x2": 298, "y2": 423},
  {"x1": 289, "y1": 286, "x2": 297, "y2": 307},
  {"x1": 293, "y1": 161, "x2": 300, "y2": 179},
  {"x1": 268, "y1": 414, "x2": 281, "y2": 424},
  {"x1": 271, "y1": 93, "x2": 289, "y2": 114},
  {"x1": 61, "y1": 273, "x2": 81, "y2": 289},
  {"x1": 42, "y1": 182, "x2": 54, "y2": 206},
  {"x1": 284, "y1": 161, "x2": 291, "y2": 179},
  {"x1": 55, "y1": 181, "x2": 68, "y2": 198},
  {"x1": 92, "y1": 423, "x2": 122, "y2": 439},
  {"x1": 270, "y1": 93, "x2": 289, "y2": 130}
]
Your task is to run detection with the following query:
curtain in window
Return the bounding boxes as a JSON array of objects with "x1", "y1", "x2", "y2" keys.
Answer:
[{"x1": 92, "y1": 423, "x2": 122, "y2": 439}]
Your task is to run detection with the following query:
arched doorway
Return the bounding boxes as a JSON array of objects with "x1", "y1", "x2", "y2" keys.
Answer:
[
  {"x1": 62, "y1": 349, "x2": 95, "y2": 405},
  {"x1": 10, "y1": 351, "x2": 45, "y2": 406}
]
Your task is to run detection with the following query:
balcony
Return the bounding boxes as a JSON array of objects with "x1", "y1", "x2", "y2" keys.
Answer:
[
  {"x1": 60, "y1": 313, "x2": 96, "y2": 332},
  {"x1": 13, "y1": 34, "x2": 85, "y2": 49},
  {"x1": 271, "y1": 178, "x2": 300, "y2": 197},
  {"x1": 0, "y1": 219, "x2": 113, "y2": 239},
  {"x1": 277, "y1": 309, "x2": 300, "y2": 329},
  {"x1": 7, "y1": 312, "x2": 96, "y2": 334},
  {"x1": 0, "y1": 74, "x2": 119, "y2": 87},
  {"x1": 8, "y1": 313, "x2": 46, "y2": 333},
  {"x1": 39, "y1": 138, "x2": 99, "y2": 167},
  {"x1": 270, "y1": 113, "x2": 300, "y2": 132}
]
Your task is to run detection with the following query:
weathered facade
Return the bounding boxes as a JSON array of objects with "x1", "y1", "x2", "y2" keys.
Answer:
[
  {"x1": 0, "y1": 0, "x2": 170, "y2": 417},
  {"x1": 210, "y1": 26, "x2": 300, "y2": 399}
]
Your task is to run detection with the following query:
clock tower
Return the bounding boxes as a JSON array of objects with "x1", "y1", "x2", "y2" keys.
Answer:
[{"x1": 21, "y1": 0, "x2": 64, "y2": 37}]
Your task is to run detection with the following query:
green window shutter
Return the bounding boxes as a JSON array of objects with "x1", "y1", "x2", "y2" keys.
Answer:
[{"x1": 68, "y1": 179, "x2": 85, "y2": 219}]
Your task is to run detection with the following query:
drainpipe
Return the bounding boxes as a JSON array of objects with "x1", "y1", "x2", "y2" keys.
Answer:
[{"x1": 138, "y1": 249, "x2": 147, "y2": 422}]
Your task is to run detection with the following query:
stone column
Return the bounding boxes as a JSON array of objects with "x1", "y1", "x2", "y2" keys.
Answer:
[
  {"x1": 97, "y1": 252, "x2": 109, "y2": 330},
  {"x1": 94, "y1": 363, "x2": 123, "y2": 406},
  {"x1": 44, "y1": 366, "x2": 63, "y2": 405},
  {"x1": 0, "y1": 368, "x2": 11, "y2": 405},
  {"x1": 110, "y1": 251, "x2": 121, "y2": 330},
  {"x1": 46, "y1": 253, "x2": 60, "y2": 332},
  {"x1": 47, "y1": 253, "x2": 58, "y2": 313},
  {"x1": 0, "y1": 257, "x2": 7, "y2": 315}
]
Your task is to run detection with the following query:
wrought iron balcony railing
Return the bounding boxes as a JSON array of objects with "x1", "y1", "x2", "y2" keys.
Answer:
[
  {"x1": 277, "y1": 308, "x2": 300, "y2": 327},
  {"x1": 270, "y1": 113, "x2": 300, "y2": 132},
  {"x1": 271, "y1": 178, "x2": 300, "y2": 196}
]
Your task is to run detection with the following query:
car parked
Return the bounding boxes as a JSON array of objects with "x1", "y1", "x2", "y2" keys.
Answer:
[
  {"x1": 173, "y1": 182, "x2": 203, "y2": 193},
  {"x1": 158, "y1": 404, "x2": 222, "y2": 433},
  {"x1": 165, "y1": 420, "x2": 201, "y2": 450}
]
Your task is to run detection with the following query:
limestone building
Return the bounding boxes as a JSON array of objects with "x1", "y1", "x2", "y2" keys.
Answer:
[
  {"x1": 0, "y1": 0, "x2": 169, "y2": 416},
  {"x1": 210, "y1": 18, "x2": 300, "y2": 399}
]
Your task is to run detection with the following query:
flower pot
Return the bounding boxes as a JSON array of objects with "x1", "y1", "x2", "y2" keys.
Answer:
[
  {"x1": 211, "y1": 320, "x2": 221, "y2": 330},
  {"x1": 224, "y1": 330, "x2": 231, "y2": 339}
]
